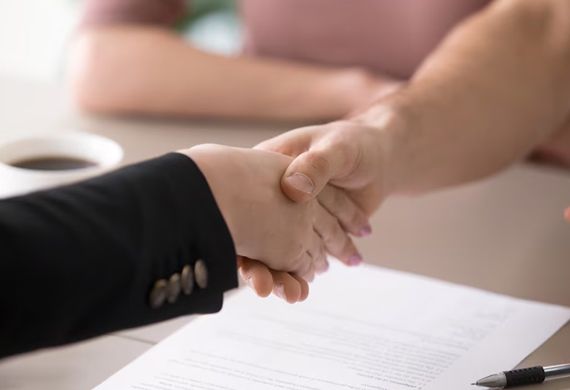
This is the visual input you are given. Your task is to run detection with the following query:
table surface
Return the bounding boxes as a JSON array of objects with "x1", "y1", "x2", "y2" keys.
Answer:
[{"x1": 0, "y1": 76, "x2": 569, "y2": 390}]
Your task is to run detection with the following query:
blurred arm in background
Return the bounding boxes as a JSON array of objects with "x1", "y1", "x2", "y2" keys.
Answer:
[{"x1": 67, "y1": 0, "x2": 396, "y2": 121}]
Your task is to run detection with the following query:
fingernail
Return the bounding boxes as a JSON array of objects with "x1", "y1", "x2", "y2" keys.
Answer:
[
  {"x1": 348, "y1": 254, "x2": 363, "y2": 266},
  {"x1": 285, "y1": 173, "x2": 315, "y2": 194},
  {"x1": 316, "y1": 261, "x2": 329, "y2": 274},
  {"x1": 274, "y1": 284, "x2": 286, "y2": 300},
  {"x1": 358, "y1": 225, "x2": 372, "y2": 237},
  {"x1": 241, "y1": 275, "x2": 255, "y2": 290},
  {"x1": 239, "y1": 268, "x2": 250, "y2": 280}
]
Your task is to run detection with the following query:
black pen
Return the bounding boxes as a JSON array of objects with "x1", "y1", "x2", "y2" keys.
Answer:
[{"x1": 473, "y1": 364, "x2": 570, "y2": 388}]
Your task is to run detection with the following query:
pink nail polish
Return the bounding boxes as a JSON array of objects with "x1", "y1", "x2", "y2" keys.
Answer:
[
  {"x1": 274, "y1": 284, "x2": 286, "y2": 300},
  {"x1": 359, "y1": 225, "x2": 373, "y2": 237},
  {"x1": 348, "y1": 254, "x2": 363, "y2": 266}
]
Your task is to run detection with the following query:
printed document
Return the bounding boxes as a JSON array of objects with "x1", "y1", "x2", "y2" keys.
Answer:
[{"x1": 97, "y1": 263, "x2": 570, "y2": 390}]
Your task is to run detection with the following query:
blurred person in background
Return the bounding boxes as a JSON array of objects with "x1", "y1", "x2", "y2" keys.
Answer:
[
  {"x1": 68, "y1": 0, "x2": 570, "y2": 165},
  {"x1": 68, "y1": 0, "x2": 409, "y2": 121}
]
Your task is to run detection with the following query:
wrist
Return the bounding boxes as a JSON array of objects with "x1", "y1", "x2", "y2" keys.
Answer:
[
  {"x1": 178, "y1": 146, "x2": 239, "y2": 244},
  {"x1": 351, "y1": 98, "x2": 419, "y2": 197}
]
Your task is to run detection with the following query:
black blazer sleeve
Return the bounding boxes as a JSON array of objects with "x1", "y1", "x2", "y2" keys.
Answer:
[{"x1": 0, "y1": 153, "x2": 238, "y2": 359}]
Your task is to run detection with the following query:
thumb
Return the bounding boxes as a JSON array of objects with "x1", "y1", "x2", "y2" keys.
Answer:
[{"x1": 281, "y1": 148, "x2": 342, "y2": 202}]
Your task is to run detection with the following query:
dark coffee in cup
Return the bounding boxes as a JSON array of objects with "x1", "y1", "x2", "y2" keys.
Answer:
[
  {"x1": 0, "y1": 132, "x2": 123, "y2": 198},
  {"x1": 9, "y1": 156, "x2": 97, "y2": 171}
]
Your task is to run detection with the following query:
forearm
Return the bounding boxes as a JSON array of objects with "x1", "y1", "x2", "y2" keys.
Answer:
[
  {"x1": 68, "y1": 26, "x2": 387, "y2": 121},
  {"x1": 0, "y1": 154, "x2": 237, "y2": 358},
  {"x1": 360, "y1": 0, "x2": 570, "y2": 195}
]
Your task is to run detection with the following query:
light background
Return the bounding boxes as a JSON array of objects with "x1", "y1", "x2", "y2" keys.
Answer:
[{"x1": 0, "y1": 0, "x2": 240, "y2": 84}]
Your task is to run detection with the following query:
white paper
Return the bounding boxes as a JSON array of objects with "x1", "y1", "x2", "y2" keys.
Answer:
[{"x1": 96, "y1": 263, "x2": 570, "y2": 390}]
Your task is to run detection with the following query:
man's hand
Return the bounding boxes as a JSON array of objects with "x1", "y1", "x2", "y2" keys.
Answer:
[
  {"x1": 534, "y1": 115, "x2": 570, "y2": 167},
  {"x1": 185, "y1": 145, "x2": 322, "y2": 280},
  {"x1": 256, "y1": 119, "x2": 394, "y2": 219},
  {"x1": 241, "y1": 119, "x2": 397, "y2": 303}
]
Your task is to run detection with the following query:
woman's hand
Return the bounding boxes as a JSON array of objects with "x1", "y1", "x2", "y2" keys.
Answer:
[
  {"x1": 182, "y1": 144, "x2": 365, "y2": 303},
  {"x1": 184, "y1": 144, "x2": 323, "y2": 281},
  {"x1": 238, "y1": 257, "x2": 309, "y2": 304}
]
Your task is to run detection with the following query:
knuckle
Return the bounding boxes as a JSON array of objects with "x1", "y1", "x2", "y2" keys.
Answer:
[
  {"x1": 291, "y1": 241, "x2": 306, "y2": 262},
  {"x1": 326, "y1": 131, "x2": 357, "y2": 162},
  {"x1": 319, "y1": 222, "x2": 335, "y2": 242},
  {"x1": 284, "y1": 242, "x2": 305, "y2": 270},
  {"x1": 305, "y1": 151, "x2": 331, "y2": 176}
]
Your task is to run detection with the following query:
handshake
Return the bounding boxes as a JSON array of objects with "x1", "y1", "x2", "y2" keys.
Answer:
[{"x1": 181, "y1": 120, "x2": 389, "y2": 303}]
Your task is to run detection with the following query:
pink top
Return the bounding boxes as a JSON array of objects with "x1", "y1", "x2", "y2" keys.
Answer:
[{"x1": 82, "y1": 0, "x2": 492, "y2": 78}]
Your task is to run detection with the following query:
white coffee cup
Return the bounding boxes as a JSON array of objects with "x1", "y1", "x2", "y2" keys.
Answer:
[{"x1": 0, "y1": 132, "x2": 123, "y2": 199}]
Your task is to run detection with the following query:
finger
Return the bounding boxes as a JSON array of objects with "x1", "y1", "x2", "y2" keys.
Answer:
[
  {"x1": 307, "y1": 229, "x2": 328, "y2": 276},
  {"x1": 314, "y1": 253, "x2": 330, "y2": 275},
  {"x1": 565, "y1": 207, "x2": 570, "y2": 221},
  {"x1": 314, "y1": 204, "x2": 363, "y2": 266},
  {"x1": 290, "y1": 273, "x2": 310, "y2": 302},
  {"x1": 238, "y1": 258, "x2": 274, "y2": 298},
  {"x1": 318, "y1": 185, "x2": 372, "y2": 237},
  {"x1": 281, "y1": 143, "x2": 354, "y2": 203},
  {"x1": 309, "y1": 232, "x2": 329, "y2": 274},
  {"x1": 271, "y1": 271, "x2": 302, "y2": 304},
  {"x1": 294, "y1": 251, "x2": 316, "y2": 283},
  {"x1": 254, "y1": 127, "x2": 315, "y2": 156}
]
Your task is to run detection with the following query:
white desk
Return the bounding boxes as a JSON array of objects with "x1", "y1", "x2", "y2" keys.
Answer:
[{"x1": 1, "y1": 76, "x2": 569, "y2": 389}]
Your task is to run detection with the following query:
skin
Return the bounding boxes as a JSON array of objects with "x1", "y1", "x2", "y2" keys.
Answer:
[
  {"x1": 180, "y1": 145, "x2": 365, "y2": 303},
  {"x1": 238, "y1": 257, "x2": 309, "y2": 304},
  {"x1": 70, "y1": 0, "x2": 570, "y2": 299},
  {"x1": 252, "y1": 0, "x2": 570, "y2": 292},
  {"x1": 68, "y1": 22, "x2": 387, "y2": 302},
  {"x1": 68, "y1": 26, "x2": 397, "y2": 122}
]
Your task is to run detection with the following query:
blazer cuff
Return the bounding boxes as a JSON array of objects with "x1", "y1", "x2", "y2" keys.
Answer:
[{"x1": 138, "y1": 153, "x2": 239, "y2": 296}]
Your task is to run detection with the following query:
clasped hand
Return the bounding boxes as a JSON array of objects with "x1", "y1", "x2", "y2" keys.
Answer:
[{"x1": 182, "y1": 119, "x2": 388, "y2": 303}]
